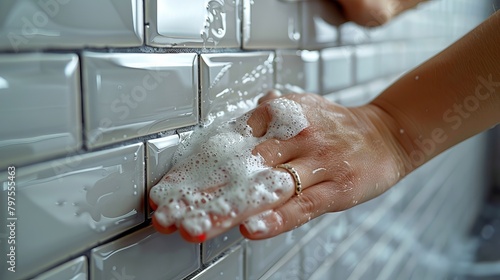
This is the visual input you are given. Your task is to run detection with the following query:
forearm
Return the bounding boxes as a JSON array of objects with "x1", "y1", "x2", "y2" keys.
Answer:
[{"x1": 371, "y1": 11, "x2": 500, "y2": 172}]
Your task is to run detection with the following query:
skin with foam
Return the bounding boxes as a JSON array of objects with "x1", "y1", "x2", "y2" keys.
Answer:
[{"x1": 150, "y1": 98, "x2": 309, "y2": 240}]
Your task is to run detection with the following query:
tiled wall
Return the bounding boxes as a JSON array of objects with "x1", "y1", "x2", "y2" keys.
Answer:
[{"x1": 0, "y1": 0, "x2": 494, "y2": 279}]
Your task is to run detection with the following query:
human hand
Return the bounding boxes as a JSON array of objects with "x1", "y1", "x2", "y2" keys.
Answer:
[
  {"x1": 337, "y1": 0, "x2": 428, "y2": 26},
  {"x1": 149, "y1": 91, "x2": 408, "y2": 242},
  {"x1": 239, "y1": 91, "x2": 409, "y2": 239}
]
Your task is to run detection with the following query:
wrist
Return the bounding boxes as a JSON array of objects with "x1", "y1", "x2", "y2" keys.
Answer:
[{"x1": 355, "y1": 103, "x2": 418, "y2": 176}]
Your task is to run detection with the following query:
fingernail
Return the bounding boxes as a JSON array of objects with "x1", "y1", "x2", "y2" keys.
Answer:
[
  {"x1": 243, "y1": 210, "x2": 282, "y2": 235},
  {"x1": 154, "y1": 210, "x2": 169, "y2": 226},
  {"x1": 194, "y1": 233, "x2": 207, "y2": 243},
  {"x1": 270, "y1": 89, "x2": 282, "y2": 97}
]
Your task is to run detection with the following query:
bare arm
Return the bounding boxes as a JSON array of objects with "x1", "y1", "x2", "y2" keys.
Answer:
[
  {"x1": 372, "y1": 11, "x2": 500, "y2": 173},
  {"x1": 337, "y1": 0, "x2": 429, "y2": 26}
]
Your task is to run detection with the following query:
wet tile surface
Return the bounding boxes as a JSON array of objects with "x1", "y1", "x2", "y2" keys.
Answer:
[
  {"x1": 0, "y1": 53, "x2": 81, "y2": 169},
  {"x1": 91, "y1": 226, "x2": 200, "y2": 280},
  {"x1": 0, "y1": 0, "x2": 143, "y2": 50},
  {"x1": 82, "y1": 52, "x2": 198, "y2": 148},
  {"x1": 0, "y1": 143, "x2": 144, "y2": 280}
]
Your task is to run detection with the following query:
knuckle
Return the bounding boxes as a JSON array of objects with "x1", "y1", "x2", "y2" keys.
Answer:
[{"x1": 294, "y1": 193, "x2": 318, "y2": 215}]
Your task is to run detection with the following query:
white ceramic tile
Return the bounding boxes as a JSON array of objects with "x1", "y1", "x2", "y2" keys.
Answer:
[
  {"x1": 300, "y1": 0, "x2": 341, "y2": 49},
  {"x1": 202, "y1": 226, "x2": 243, "y2": 263},
  {"x1": 335, "y1": 85, "x2": 368, "y2": 107},
  {"x1": 0, "y1": 0, "x2": 143, "y2": 51},
  {"x1": 321, "y1": 47, "x2": 353, "y2": 94},
  {"x1": 33, "y1": 256, "x2": 88, "y2": 280},
  {"x1": 355, "y1": 45, "x2": 379, "y2": 84},
  {"x1": 146, "y1": 134, "x2": 180, "y2": 216},
  {"x1": 340, "y1": 22, "x2": 370, "y2": 45},
  {"x1": 200, "y1": 52, "x2": 274, "y2": 122},
  {"x1": 0, "y1": 53, "x2": 81, "y2": 170},
  {"x1": 242, "y1": 0, "x2": 300, "y2": 49},
  {"x1": 246, "y1": 231, "x2": 296, "y2": 280},
  {"x1": 82, "y1": 52, "x2": 198, "y2": 148},
  {"x1": 275, "y1": 50, "x2": 320, "y2": 94},
  {"x1": 267, "y1": 251, "x2": 301, "y2": 280},
  {"x1": 378, "y1": 42, "x2": 407, "y2": 76},
  {"x1": 299, "y1": 215, "x2": 350, "y2": 279},
  {"x1": 0, "y1": 143, "x2": 144, "y2": 280},
  {"x1": 365, "y1": 78, "x2": 391, "y2": 102},
  {"x1": 91, "y1": 226, "x2": 199, "y2": 280},
  {"x1": 192, "y1": 246, "x2": 243, "y2": 280},
  {"x1": 146, "y1": 0, "x2": 240, "y2": 48}
]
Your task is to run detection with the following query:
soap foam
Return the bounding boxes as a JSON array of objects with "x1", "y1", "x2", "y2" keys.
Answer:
[{"x1": 150, "y1": 98, "x2": 309, "y2": 237}]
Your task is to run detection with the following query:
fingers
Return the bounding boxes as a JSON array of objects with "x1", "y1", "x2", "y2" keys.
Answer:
[
  {"x1": 151, "y1": 167, "x2": 297, "y2": 242},
  {"x1": 241, "y1": 181, "x2": 342, "y2": 240},
  {"x1": 247, "y1": 102, "x2": 273, "y2": 137},
  {"x1": 252, "y1": 138, "x2": 298, "y2": 166},
  {"x1": 258, "y1": 89, "x2": 282, "y2": 104},
  {"x1": 337, "y1": 0, "x2": 429, "y2": 27},
  {"x1": 247, "y1": 90, "x2": 287, "y2": 137}
]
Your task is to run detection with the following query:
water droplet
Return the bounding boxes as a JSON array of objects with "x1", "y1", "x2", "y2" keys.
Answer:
[
  {"x1": 124, "y1": 156, "x2": 128, "y2": 161},
  {"x1": 100, "y1": 225, "x2": 106, "y2": 232},
  {"x1": 481, "y1": 224, "x2": 495, "y2": 239},
  {"x1": 112, "y1": 266, "x2": 117, "y2": 271},
  {"x1": 415, "y1": 75, "x2": 419, "y2": 80},
  {"x1": 55, "y1": 200, "x2": 66, "y2": 206},
  {"x1": 400, "y1": 129, "x2": 404, "y2": 134},
  {"x1": 133, "y1": 191, "x2": 138, "y2": 196}
]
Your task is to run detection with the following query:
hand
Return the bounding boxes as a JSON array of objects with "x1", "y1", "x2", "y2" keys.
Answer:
[
  {"x1": 337, "y1": 0, "x2": 429, "y2": 26},
  {"x1": 149, "y1": 91, "x2": 408, "y2": 242},
  {"x1": 240, "y1": 91, "x2": 408, "y2": 239}
]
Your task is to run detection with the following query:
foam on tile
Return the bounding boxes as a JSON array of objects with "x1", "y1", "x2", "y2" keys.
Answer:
[{"x1": 150, "y1": 98, "x2": 309, "y2": 237}]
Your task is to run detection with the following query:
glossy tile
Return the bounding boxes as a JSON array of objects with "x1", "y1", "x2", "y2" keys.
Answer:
[
  {"x1": 300, "y1": 0, "x2": 342, "y2": 49},
  {"x1": 200, "y1": 52, "x2": 274, "y2": 122},
  {"x1": 340, "y1": 22, "x2": 370, "y2": 45},
  {"x1": 300, "y1": 215, "x2": 349, "y2": 279},
  {"x1": 0, "y1": 0, "x2": 143, "y2": 51},
  {"x1": 82, "y1": 52, "x2": 198, "y2": 148},
  {"x1": 91, "y1": 226, "x2": 200, "y2": 280},
  {"x1": 146, "y1": 134, "x2": 180, "y2": 216},
  {"x1": 33, "y1": 256, "x2": 88, "y2": 280},
  {"x1": 321, "y1": 47, "x2": 353, "y2": 94},
  {"x1": 355, "y1": 45, "x2": 379, "y2": 84},
  {"x1": 275, "y1": 50, "x2": 320, "y2": 94},
  {"x1": 0, "y1": 53, "x2": 81, "y2": 170},
  {"x1": 243, "y1": 0, "x2": 300, "y2": 49},
  {"x1": 0, "y1": 143, "x2": 144, "y2": 280},
  {"x1": 246, "y1": 231, "x2": 296, "y2": 280},
  {"x1": 336, "y1": 85, "x2": 368, "y2": 107},
  {"x1": 193, "y1": 246, "x2": 243, "y2": 280},
  {"x1": 267, "y1": 251, "x2": 301, "y2": 280},
  {"x1": 146, "y1": 0, "x2": 240, "y2": 48},
  {"x1": 378, "y1": 42, "x2": 407, "y2": 76},
  {"x1": 202, "y1": 226, "x2": 243, "y2": 263}
]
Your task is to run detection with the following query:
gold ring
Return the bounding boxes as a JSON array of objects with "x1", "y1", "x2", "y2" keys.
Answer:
[{"x1": 276, "y1": 163, "x2": 302, "y2": 195}]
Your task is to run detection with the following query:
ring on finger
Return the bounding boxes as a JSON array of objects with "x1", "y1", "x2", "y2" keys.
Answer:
[{"x1": 276, "y1": 163, "x2": 302, "y2": 196}]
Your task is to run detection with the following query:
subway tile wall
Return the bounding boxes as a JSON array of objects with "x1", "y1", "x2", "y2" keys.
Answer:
[{"x1": 0, "y1": 0, "x2": 494, "y2": 279}]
